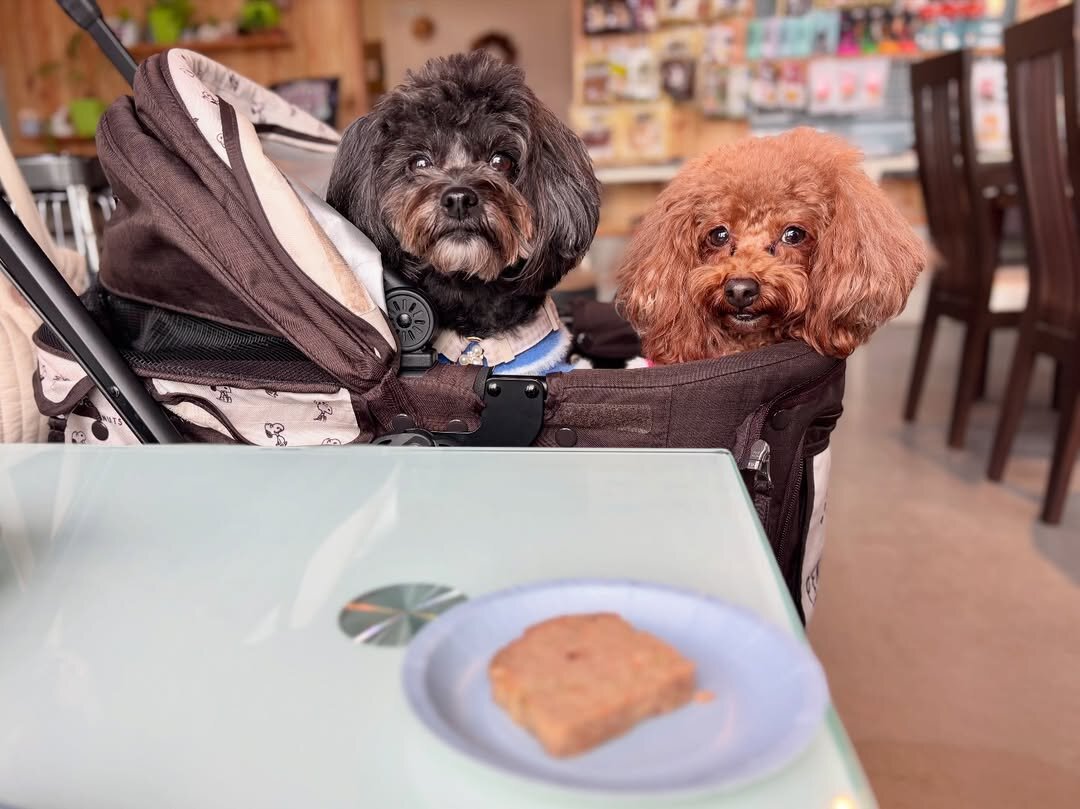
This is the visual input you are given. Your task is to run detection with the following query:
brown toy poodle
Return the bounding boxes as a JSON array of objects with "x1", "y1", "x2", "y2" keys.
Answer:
[{"x1": 616, "y1": 128, "x2": 927, "y2": 364}]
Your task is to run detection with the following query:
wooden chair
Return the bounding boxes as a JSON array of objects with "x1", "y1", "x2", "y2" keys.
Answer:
[
  {"x1": 904, "y1": 50, "x2": 1022, "y2": 448},
  {"x1": 987, "y1": 3, "x2": 1080, "y2": 524}
]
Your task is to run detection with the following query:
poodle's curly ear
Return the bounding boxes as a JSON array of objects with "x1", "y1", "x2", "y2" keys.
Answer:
[
  {"x1": 326, "y1": 114, "x2": 403, "y2": 267},
  {"x1": 518, "y1": 100, "x2": 601, "y2": 293},
  {"x1": 615, "y1": 185, "x2": 713, "y2": 364},
  {"x1": 802, "y1": 155, "x2": 927, "y2": 356}
]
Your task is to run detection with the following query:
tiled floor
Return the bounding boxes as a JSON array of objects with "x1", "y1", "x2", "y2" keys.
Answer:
[{"x1": 808, "y1": 321, "x2": 1080, "y2": 808}]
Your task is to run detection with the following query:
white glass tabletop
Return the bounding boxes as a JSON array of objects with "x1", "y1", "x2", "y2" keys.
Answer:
[{"x1": 0, "y1": 445, "x2": 875, "y2": 809}]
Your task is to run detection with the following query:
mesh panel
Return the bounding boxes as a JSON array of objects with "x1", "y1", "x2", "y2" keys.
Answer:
[{"x1": 37, "y1": 288, "x2": 341, "y2": 388}]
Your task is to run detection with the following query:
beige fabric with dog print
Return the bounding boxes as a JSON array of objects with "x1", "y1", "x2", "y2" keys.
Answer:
[
  {"x1": 151, "y1": 380, "x2": 362, "y2": 447},
  {"x1": 36, "y1": 349, "x2": 364, "y2": 447},
  {"x1": 167, "y1": 50, "x2": 338, "y2": 151}
]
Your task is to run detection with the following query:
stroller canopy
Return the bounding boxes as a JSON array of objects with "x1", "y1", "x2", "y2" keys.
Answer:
[{"x1": 96, "y1": 50, "x2": 395, "y2": 381}]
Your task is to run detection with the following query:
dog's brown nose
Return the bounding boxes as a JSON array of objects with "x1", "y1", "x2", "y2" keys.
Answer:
[
  {"x1": 724, "y1": 278, "x2": 760, "y2": 310},
  {"x1": 441, "y1": 186, "x2": 479, "y2": 220}
]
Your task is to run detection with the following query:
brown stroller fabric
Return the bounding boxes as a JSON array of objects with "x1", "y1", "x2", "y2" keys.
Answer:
[
  {"x1": 543, "y1": 343, "x2": 845, "y2": 616},
  {"x1": 96, "y1": 51, "x2": 402, "y2": 397},
  {"x1": 566, "y1": 298, "x2": 643, "y2": 365},
  {"x1": 30, "y1": 51, "x2": 846, "y2": 620}
]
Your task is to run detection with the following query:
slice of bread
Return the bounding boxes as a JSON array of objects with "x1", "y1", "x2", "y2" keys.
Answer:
[{"x1": 488, "y1": 612, "x2": 696, "y2": 757}]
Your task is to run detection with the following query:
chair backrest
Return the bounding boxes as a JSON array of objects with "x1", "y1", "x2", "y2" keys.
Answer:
[
  {"x1": 1005, "y1": 3, "x2": 1080, "y2": 333},
  {"x1": 15, "y1": 155, "x2": 108, "y2": 193},
  {"x1": 911, "y1": 50, "x2": 991, "y2": 299},
  {"x1": 14, "y1": 155, "x2": 108, "y2": 274}
]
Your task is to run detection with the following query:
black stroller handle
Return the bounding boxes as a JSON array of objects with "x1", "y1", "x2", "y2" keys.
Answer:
[
  {"x1": 57, "y1": 0, "x2": 138, "y2": 86},
  {"x1": 0, "y1": 202, "x2": 181, "y2": 444}
]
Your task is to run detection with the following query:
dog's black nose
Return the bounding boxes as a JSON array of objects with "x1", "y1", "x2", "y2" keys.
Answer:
[
  {"x1": 724, "y1": 278, "x2": 760, "y2": 309},
  {"x1": 441, "y1": 186, "x2": 479, "y2": 220}
]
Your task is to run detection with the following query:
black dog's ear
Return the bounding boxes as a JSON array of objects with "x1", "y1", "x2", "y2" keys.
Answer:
[
  {"x1": 326, "y1": 114, "x2": 402, "y2": 267},
  {"x1": 518, "y1": 98, "x2": 601, "y2": 293}
]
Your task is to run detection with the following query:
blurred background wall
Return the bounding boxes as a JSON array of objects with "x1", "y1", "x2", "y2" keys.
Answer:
[{"x1": 362, "y1": 0, "x2": 574, "y2": 120}]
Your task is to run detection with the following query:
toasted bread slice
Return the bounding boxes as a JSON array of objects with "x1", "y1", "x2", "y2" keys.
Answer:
[{"x1": 489, "y1": 613, "x2": 696, "y2": 757}]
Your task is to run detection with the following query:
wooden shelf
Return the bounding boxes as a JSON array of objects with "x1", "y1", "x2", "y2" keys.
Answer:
[
  {"x1": 128, "y1": 30, "x2": 292, "y2": 59},
  {"x1": 595, "y1": 163, "x2": 682, "y2": 185},
  {"x1": 16, "y1": 136, "x2": 97, "y2": 157},
  {"x1": 744, "y1": 46, "x2": 1004, "y2": 64}
]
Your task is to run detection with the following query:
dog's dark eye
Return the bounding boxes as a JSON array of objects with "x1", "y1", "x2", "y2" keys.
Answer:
[
  {"x1": 409, "y1": 156, "x2": 432, "y2": 171},
  {"x1": 490, "y1": 153, "x2": 515, "y2": 174},
  {"x1": 706, "y1": 226, "x2": 730, "y2": 248},
  {"x1": 781, "y1": 226, "x2": 807, "y2": 245}
]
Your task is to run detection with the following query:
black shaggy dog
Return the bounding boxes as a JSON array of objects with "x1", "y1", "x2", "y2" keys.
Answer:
[{"x1": 326, "y1": 51, "x2": 600, "y2": 339}]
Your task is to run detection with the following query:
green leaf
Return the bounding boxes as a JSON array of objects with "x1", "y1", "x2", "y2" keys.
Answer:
[
  {"x1": 64, "y1": 32, "x2": 84, "y2": 61},
  {"x1": 34, "y1": 60, "x2": 61, "y2": 79}
]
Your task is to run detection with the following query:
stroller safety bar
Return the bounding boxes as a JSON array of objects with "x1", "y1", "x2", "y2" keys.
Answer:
[{"x1": 0, "y1": 201, "x2": 181, "y2": 443}]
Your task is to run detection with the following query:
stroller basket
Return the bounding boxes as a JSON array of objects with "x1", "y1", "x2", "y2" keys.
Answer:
[{"x1": 3, "y1": 8, "x2": 847, "y2": 620}]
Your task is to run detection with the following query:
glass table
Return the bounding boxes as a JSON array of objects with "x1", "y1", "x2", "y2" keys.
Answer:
[{"x1": 0, "y1": 445, "x2": 875, "y2": 808}]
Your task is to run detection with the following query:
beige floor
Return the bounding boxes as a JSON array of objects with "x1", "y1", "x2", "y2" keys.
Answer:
[{"x1": 808, "y1": 322, "x2": 1080, "y2": 808}]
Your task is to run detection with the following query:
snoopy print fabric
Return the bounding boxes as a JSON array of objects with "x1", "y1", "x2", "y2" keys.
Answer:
[
  {"x1": 36, "y1": 348, "x2": 364, "y2": 447},
  {"x1": 150, "y1": 380, "x2": 362, "y2": 447},
  {"x1": 166, "y1": 50, "x2": 339, "y2": 169}
]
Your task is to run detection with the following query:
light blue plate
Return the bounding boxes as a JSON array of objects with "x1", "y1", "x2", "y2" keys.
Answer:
[{"x1": 401, "y1": 579, "x2": 829, "y2": 799}]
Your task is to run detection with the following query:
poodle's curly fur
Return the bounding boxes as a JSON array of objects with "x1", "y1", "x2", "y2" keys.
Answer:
[{"x1": 616, "y1": 128, "x2": 927, "y2": 363}]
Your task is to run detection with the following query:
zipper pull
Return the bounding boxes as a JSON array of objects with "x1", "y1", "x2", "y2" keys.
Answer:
[{"x1": 742, "y1": 439, "x2": 772, "y2": 493}]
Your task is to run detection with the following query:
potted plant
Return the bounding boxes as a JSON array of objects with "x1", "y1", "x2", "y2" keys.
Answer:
[
  {"x1": 238, "y1": 0, "x2": 281, "y2": 34},
  {"x1": 33, "y1": 33, "x2": 107, "y2": 139},
  {"x1": 147, "y1": 0, "x2": 194, "y2": 45},
  {"x1": 68, "y1": 99, "x2": 106, "y2": 139}
]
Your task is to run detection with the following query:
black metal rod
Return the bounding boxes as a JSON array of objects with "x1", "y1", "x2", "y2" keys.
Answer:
[
  {"x1": 57, "y1": 0, "x2": 138, "y2": 86},
  {"x1": 0, "y1": 202, "x2": 181, "y2": 444}
]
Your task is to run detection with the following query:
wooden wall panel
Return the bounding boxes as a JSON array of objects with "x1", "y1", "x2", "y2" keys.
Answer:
[{"x1": 0, "y1": 0, "x2": 368, "y2": 155}]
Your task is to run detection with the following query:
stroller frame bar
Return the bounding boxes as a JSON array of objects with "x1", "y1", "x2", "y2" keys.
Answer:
[
  {"x1": 57, "y1": 0, "x2": 138, "y2": 85},
  {"x1": 0, "y1": 201, "x2": 181, "y2": 443}
]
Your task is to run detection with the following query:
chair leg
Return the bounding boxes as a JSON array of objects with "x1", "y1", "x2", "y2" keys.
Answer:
[
  {"x1": 976, "y1": 331, "x2": 991, "y2": 399},
  {"x1": 1052, "y1": 361, "x2": 1065, "y2": 411},
  {"x1": 948, "y1": 320, "x2": 991, "y2": 449},
  {"x1": 903, "y1": 301, "x2": 940, "y2": 422},
  {"x1": 988, "y1": 328, "x2": 1037, "y2": 481},
  {"x1": 1041, "y1": 375, "x2": 1080, "y2": 524}
]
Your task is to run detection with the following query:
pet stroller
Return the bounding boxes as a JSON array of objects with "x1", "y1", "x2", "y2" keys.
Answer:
[{"x1": 0, "y1": 1, "x2": 845, "y2": 620}]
